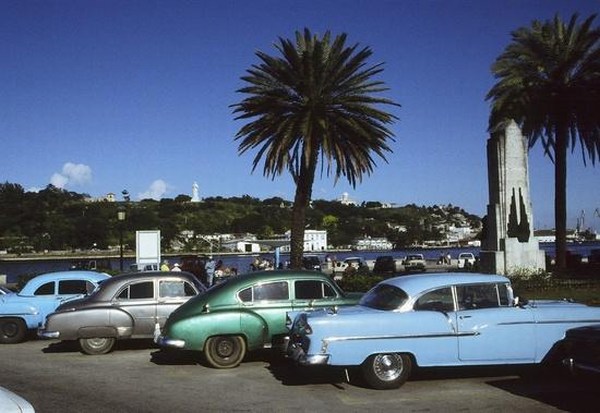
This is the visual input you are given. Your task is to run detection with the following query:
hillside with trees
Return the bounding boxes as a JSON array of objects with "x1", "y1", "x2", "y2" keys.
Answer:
[{"x1": 0, "y1": 182, "x2": 482, "y2": 254}]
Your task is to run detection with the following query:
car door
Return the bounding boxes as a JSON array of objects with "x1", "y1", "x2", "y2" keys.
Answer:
[
  {"x1": 113, "y1": 280, "x2": 156, "y2": 336},
  {"x1": 455, "y1": 283, "x2": 536, "y2": 363},
  {"x1": 239, "y1": 281, "x2": 291, "y2": 342},
  {"x1": 291, "y1": 280, "x2": 342, "y2": 311},
  {"x1": 155, "y1": 279, "x2": 198, "y2": 328}
]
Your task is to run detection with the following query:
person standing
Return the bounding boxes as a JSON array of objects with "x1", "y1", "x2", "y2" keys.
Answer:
[{"x1": 205, "y1": 256, "x2": 216, "y2": 286}]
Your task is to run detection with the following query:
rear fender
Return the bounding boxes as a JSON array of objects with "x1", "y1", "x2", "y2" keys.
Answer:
[{"x1": 240, "y1": 311, "x2": 269, "y2": 350}]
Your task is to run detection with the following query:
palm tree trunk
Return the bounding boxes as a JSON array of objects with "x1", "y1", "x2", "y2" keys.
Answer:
[
  {"x1": 554, "y1": 127, "x2": 568, "y2": 272},
  {"x1": 289, "y1": 149, "x2": 318, "y2": 269},
  {"x1": 290, "y1": 182, "x2": 310, "y2": 269}
]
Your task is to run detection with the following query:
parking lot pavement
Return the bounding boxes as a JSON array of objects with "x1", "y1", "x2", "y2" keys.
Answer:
[{"x1": 1, "y1": 340, "x2": 598, "y2": 412}]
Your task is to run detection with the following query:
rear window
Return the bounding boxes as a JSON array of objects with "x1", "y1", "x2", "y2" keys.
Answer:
[{"x1": 359, "y1": 284, "x2": 408, "y2": 311}]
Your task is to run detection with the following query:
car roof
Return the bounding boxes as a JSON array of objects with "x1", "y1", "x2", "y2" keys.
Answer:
[
  {"x1": 27, "y1": 270, "x2": 110, "y2": 284},
  {"x1": 18, "y1": 270, "x2": 111, "y2": 295},
  {"x1": 91, "y1": 271, "x2": 203, "y2": 299},
  {"x1": 211, "y1": 269, "x2": 335, "y2": 293},
  {"x1": 382, "y1": 272, "x2": 509, "y2": 297}
]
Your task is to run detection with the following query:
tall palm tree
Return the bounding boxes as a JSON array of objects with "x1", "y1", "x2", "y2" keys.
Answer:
[
  {"x1": 486, "y1": 14, "x2": 600, "y2": 271},
  {"x1": 232, "y1": 29, "x2": 399, "y2": 268}
]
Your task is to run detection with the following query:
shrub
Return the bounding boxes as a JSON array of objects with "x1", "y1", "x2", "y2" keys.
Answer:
[{"x1": 337, "y1": 274, "x2": 383, "y2": 292}]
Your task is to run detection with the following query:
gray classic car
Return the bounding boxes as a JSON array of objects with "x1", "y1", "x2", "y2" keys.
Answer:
[{"x1": 38, "y1": 271, "x2": 206, "y2": 355}]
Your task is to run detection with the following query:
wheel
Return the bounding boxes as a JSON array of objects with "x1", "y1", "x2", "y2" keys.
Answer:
[
  {"x1": 79, "y1": 337, "x2": 116, "y2": 355},
  {"x1": 204, "y1": 335, "x2": 246, "y2": 369},
  {"x1": 361, "y1": 353, "x2": 412, "y2": 390},
  {"x1": 0, "y1": 318, "x2": 27, "y2": 344}
]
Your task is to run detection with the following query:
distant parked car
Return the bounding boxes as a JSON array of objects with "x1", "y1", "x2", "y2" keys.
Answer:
[
  {"x1": 156, "y1": 270, "x2": 361, "y2": 369},
  {"x1": 563, "y1": 324, "x2": 600, "y2": 376},
  {"x1": 403, "y1": 254, "x2": 426, "y2": 272},
  {"x1": 38, "y1": 271, "x2": 206, "y2": 355},
  {"x1": 302, "y1": 255, "x2": 322, "y2": 271},
  {"x1": 331, "y1": 257, "x2": 366, "y2": 280},
  {"x1": 287, "y1": 273, "x2": 600, "y2": 389},
  {"x1": 0, "y1": 271, "x2": 110, "y2": 344},
  {"x1": 457, "y1": 253, "x2": 476, "y2": 269},
  {"x1": 373, "y1": 256, "x2": 396, "y2": 275}
]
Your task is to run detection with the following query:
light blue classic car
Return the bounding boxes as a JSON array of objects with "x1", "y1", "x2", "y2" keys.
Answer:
[
  {"x1": 286, "y1": 273, "x2": 600, "y2": 389},
  {"x1": 0, "y1": 270, "x2": 110, "y2": 344}
]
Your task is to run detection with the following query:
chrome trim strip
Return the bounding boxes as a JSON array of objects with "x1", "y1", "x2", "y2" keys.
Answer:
[
  {"x1": 323, "y1": 331, "x2": 477, "y2": 344},
  {"x1": 498, "y1": 319, "x2": 600, "y2": 326}
]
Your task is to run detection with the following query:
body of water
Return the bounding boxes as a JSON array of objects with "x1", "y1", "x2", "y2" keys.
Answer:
[{"x1": 1, "y1": 241, "x2": 599, "y2": 284}]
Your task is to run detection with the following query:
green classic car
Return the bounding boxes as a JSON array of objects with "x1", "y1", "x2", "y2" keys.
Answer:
[{"x1": 155, "y1": 270, "x2": 361, "y2": 368}]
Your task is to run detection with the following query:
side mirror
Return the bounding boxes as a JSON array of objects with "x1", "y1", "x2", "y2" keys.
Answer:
[{"x1": 513, "y1": 296, "x2": 528, "y2": 307}]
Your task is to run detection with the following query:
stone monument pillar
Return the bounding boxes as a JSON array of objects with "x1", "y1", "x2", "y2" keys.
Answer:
[{"x1": 480, "y1": 120, "x2": 546, "y2": 275}]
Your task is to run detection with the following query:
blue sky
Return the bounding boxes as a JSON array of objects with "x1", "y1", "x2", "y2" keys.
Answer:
[{"x1": 2, "y1": 0, "x2": 599, "y2": 231}]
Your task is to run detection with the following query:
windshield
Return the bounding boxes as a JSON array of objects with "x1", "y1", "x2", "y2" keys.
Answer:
[{"x1": 359, "y1": 284, "x2": 408, "y2": 311}]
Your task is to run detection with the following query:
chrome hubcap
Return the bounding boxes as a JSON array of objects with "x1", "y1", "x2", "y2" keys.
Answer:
[
  {"x1": 88, "y1": 338, "x2": 109, "y2": 349},
  {"x1": 217, "y1": 339, "x2": 234, "y2": 358},
  {"x1": 373, "y1": 354, "x2": 403, "y2": 381}
]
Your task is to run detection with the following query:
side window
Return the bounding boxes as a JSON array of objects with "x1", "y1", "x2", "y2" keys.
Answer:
[
  {"x1": 159, "y1": 280, "x2": 196, "y2": 298},
  {"x1": 58, "y1": 280, "x2": 88, "y2": 295},
  {"x1": 118, "y1": 281, "x2": 154, "y2": 300},
  {"x1": 238, "y1": 287, "x2": 252, "y2": 302},
  {"x1": 34, "y1": 282, "x2": 55, "y2": 295},
  {"x1": 457, "y1": 284, "x2": 500, "y2": 310},
  {"x1": 295, "y1": 280, "x2": 338, "y2": 299},
  {"x1": 414, "y1": 287, "x2": 454, "y2": 312},
  {"x1": 253, "y1": 281, "x2": 289, "y2": 301},
  {"x1": 86, "y1": 280, "x2": 99, "y2": 295}
]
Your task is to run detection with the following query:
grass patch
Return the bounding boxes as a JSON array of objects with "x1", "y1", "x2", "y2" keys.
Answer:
[{"x1": 513, "y1": 282, "x2": 600, "y2": 306}]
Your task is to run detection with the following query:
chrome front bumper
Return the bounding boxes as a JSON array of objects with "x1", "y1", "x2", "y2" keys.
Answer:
[
  {"x1": 155, "y1": 334, "x2": 186, "y2": 349},
  {"x1": 563, "y1": 357, "x2": 600, "y2": 375}
]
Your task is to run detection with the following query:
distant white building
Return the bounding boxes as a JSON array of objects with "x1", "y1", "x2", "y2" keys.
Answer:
[
  {"x1": 222, "y1": 239, "x2": 261, "y2": 253},
  {"x1": 338, "y1": 192, "x2": 358, "y2": 206},
  {"x1": 354, "y1": 237, "x2": 393, "y2": 250},
  {"x1": 446, "y1": 225, "x2": 474, "y2": 242},
  {"x1": 280, "y1": 229, "x2": 327, "y2": 252}
]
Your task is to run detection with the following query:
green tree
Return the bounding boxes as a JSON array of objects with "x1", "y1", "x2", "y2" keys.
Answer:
[
  {"x1": 487, "y1": 14, "x2": 600, "y2": 270},
  {"x1": 232, "y1": 29, "x2": 399, "y2": 268}
]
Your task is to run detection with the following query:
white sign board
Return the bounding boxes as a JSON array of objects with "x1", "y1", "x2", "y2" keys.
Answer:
[{"x1": 136, "y1": 230, "x2": 161, "y2": 269}]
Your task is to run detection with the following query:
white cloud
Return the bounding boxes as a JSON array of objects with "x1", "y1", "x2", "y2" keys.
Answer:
[
  {"x1": 138, "y1": 179, "x2": 169, "y2": 200},
  {"x1": 50, "y1": 163, "x2": 92, "y2": 189}
]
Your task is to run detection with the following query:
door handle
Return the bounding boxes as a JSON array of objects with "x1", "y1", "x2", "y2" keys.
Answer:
[{"x1": 459, "y1": 315, "x2": 472, "y2": 319}]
